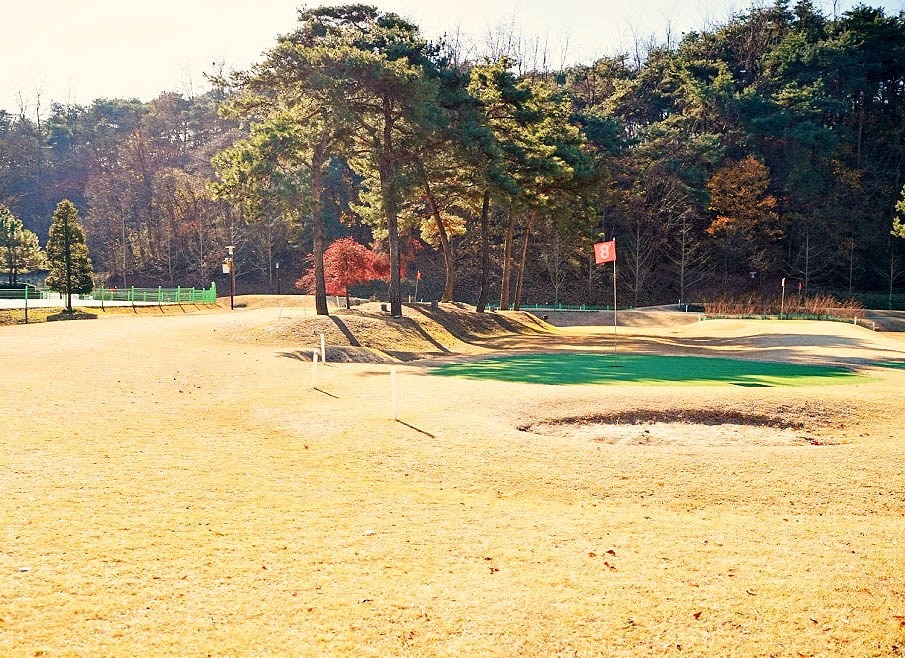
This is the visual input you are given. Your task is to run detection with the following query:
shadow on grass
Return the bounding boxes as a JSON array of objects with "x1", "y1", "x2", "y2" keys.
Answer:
[
  {"x1": 47, "y1": 310, "x2": 98, "y2": 321},
  {"x1": 396, "y1": 420, "x2": 435, "y2": 438},
  {"x1": 330, "y1": 316, "x2": 361, "y2": 347},
  {"x1": 430, "y1": 353, "x2": 875, "y2": 387}
]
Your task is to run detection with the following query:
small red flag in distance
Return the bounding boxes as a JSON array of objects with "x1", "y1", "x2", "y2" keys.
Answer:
[
  {"x1": 798, "y1": 281, "x2": 802, "y2": 291},
  {"x1": 416, "y1": 270, "x2": 421, "y2": 280},
  {"x1": 594, "y1": 240, "x2": 616, "y2": 264}
]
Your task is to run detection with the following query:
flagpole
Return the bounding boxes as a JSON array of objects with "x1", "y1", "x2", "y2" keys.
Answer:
[{"x1": 612, "y1": 239, "x2": 617, "y2": 356}]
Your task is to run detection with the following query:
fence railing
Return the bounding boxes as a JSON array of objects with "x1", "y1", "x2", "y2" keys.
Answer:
[
  {"x1": 92, "y1": 284, "x2": 217, "y2": 304},
  {"x1": 700, "y1": 311, "x2": 877, "y2": 329},
  {"x1": 489, "y1": 303, "x2": 636, "y2": 312},
  {"x1": 0, "y1": 283, "x2": 217, "y2": 304},
  {"x1": 0, "y1": 287, "x2": 46, "y2": 300}
]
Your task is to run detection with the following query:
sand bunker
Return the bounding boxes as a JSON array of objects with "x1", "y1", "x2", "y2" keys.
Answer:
[{"x1": 522, "y1": 408, "x2": 840, "y2": 446}]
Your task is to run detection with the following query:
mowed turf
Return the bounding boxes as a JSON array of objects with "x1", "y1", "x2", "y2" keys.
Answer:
[{"x1": 432, "y1": 352, "x2": 876, "y2": 387}]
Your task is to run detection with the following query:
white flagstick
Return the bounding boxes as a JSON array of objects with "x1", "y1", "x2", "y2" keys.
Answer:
[
  {"x1": 391, "y1": 367, "x2": 398, "y2": 420},
  {"x1": 320, "y1": 333, "x2": 326, "y2": 362},
  {"x1": 780, "y1": 277, "x2": 786, "y2": 320},
  {"x1": 311, "y1": 349, "x2": 319, "y2": 388}
]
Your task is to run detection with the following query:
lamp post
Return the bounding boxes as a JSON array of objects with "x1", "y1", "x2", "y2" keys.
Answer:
[
  {"x1": 275, "y1": 262, "x2": 280, "y2": 295},
  {"x1": 226, "y1": 245, "x2": 236, "y2": 310}
]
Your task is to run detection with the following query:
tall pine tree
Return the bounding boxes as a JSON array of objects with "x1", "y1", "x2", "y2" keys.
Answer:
[{"x1": 46, "y1": 200, "x2": 94, "y2": 312}]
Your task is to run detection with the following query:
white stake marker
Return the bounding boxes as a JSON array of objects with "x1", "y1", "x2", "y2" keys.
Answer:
[
  {"x1": 312, "y1": 349, "x2": 319, "y2": 388},
  {"x1": 391, "y1": 367, "x2": 398, "y2": 421}
]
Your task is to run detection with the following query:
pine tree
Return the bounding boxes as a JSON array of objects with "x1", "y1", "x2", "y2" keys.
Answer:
[
  {"x1": 46, "y1": 200, "x2": 94, "y2": 312},
  {"x1": 893, "y1": 185, "x2": 905, "y2": 239},
  {"x1": 0, "y1": 205, "x2": 45, "y2": 285}
]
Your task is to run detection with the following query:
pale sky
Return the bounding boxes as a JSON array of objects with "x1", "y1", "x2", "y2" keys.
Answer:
[{"x1": 2, "y1": 0, "x2": 903, "y2": 116}]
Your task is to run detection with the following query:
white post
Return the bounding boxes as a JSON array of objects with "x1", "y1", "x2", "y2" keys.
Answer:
[
  {"x1": 854, "y1": 316, "x2": 858, "y2": 326},
  {"x1": 780, "y1": 277, "x2": 786, "y2": 320},
  {"x1": 320, "y1": 333, "x2": 326, "y2": 362},
  {"x1": 391, "y1": 367, "x2": 398, "y2": 421},
  {"x1": 311, "y1": 349, "x2": 319, "y2": 388}
]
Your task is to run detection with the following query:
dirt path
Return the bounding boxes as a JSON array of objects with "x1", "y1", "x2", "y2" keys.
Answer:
[{"x1": 2, "y1": 308, "x2": 904, "y2": 656}]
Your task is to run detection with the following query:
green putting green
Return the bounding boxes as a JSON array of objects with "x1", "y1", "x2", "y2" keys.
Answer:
[{"x1": 430, "y1": 352, "x2": 876, "y2": 387}]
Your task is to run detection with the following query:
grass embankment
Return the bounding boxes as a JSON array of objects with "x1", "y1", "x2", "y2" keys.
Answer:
[{"x1": 238, "y1": 301, "x2": 551, "y2": 360}]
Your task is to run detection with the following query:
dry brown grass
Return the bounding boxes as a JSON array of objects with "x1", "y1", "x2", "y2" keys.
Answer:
[
  {"x1": 0, "y1": 304, "x2": 223, "y2": 326},
  {"x1": 704, "y1": 293, "x2": 862, "y2": 318},
  {"x1": 1, "y1": 304, "x2": 904, "y2": 657}
]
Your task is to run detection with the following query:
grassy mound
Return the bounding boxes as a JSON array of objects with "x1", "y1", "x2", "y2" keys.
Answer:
[{"x1": 239, "y1": 302, "x2": 552, "y2": 359}]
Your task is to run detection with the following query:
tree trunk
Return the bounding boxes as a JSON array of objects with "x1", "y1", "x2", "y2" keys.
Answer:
[
  {"x1": 513, "y1": 212, "x2": 534, "y2": 311},
  {"x1": 381, "y1": 97, "x2": 402, "y2": 318},
  {"x1": 500, "y1": 204, "x2": 514, "y2": 309},
  {"x1": 64, "y1": 219, "x2": 72, "y2": 313},
  {"x1": 310, "y1": 144, "x2": 329, "y2": 316},
  {"x1": 121, "y1": 211, "x2": 128, "y2": 289},
  {"x1": 848, "y1": 240, "x2": 854, "y2": 297},
  {"x1": 419, "y1": 163, "x2": 454, "y2": 302},
  {"x1": 476, "y1": 190, "x2": 491, "y2": 312}
]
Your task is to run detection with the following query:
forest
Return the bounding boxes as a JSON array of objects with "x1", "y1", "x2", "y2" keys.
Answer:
[{"x1": 1, "y1": 1, "x2": 904, "y2": 312}]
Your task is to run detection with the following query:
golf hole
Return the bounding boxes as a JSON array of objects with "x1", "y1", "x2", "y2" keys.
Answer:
[{"x1": 520, "y1": 409, "x2": 836, "y2": 447}]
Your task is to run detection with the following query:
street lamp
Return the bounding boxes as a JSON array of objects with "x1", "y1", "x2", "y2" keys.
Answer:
[
  {"x1": 275, "y1": 262, "x2": 281, "y2": 295},
  {"x1": 226, "y1": 245, "x2": 236, "y2": 310}
]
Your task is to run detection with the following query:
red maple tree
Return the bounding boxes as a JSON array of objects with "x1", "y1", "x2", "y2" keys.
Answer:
[
  {"x1": 296, "y1": 237, "x2": 379, "y2": 308},
  {"x1": 372, "y1": 237, "x2": 420, "y2": 281}
]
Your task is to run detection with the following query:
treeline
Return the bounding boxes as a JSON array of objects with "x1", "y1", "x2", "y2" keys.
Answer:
[{"x1": 1, "y1": 1, "x2": 904, "y2": 310}]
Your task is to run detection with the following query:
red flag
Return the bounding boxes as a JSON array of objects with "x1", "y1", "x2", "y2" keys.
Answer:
[
  {"x1": 593, "y1": 240, "x2": 616, "y2": 264},
  {"x1": 798, "y1": 281, "x2": 802, "y2": 292},
  {"x1": 416, "y1": 270, "x2": 421, "y2": 280}
]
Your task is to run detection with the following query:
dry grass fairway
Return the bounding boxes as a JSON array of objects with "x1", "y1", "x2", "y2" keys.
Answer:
[{"x1": 2, "y1": 300, "x2": 904, "y2": 657}]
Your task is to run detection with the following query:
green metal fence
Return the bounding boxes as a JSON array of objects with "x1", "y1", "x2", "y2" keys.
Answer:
[
  {"x1": 0, "y1": 283, "x2": 217, "y2": 304},
  {"x1": 488, "y1": 303, "x2": 635, "y2": 311},
  {"x1": 92, "y1": 283, "x2": 217, "y2": 304},
  {"x1": 0, "y1": 287, "x2": 46, "y2": 300},
  {"x1": 700, "y1": 312, "x2": 875, "y2": 327}
]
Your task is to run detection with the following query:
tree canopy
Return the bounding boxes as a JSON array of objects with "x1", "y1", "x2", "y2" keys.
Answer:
[{"x1": 2, "y1": 1, "x2": 905, "y2": 308}]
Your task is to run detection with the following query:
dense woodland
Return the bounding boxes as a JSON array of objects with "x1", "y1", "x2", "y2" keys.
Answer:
[{"x1": 2, "y1": 1, "x2": 905, "y2": 311}]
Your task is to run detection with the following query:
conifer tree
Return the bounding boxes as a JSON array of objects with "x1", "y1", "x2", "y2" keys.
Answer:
[
  {"x1": 46, "y1": 200, "x2": 93, "y2": 312},
  {"x1": 0, "y1": 204, "x2": 45, "y2": 285},
  {"x1": 893, "y1": 185, "x2": 905, "y2": 239}
]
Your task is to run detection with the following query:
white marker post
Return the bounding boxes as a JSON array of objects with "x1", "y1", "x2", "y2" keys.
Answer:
[
  {"x1": 780, "y1": 277, "x2": 786, "y2": 320},
  {"x1": 391, "y1": 367, "x2": 398, "y2": 421},
  {"x1": 320, "y1": 333, "x2": 326, "y2": 363},
  {"x1": 311, "y1": 349, "x2": 319, "y2": 388}
]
